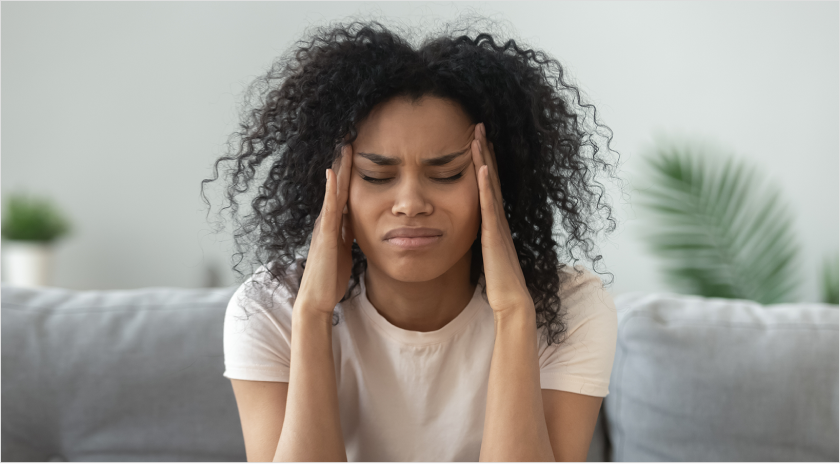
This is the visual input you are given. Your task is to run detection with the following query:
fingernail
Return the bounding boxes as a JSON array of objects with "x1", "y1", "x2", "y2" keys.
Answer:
[
  {"x1": 481, "y1": 123, "x2": 486, "y2": 136},
  {"x1": 326, "y1": 169, "x2": 329, "y2": 180}
]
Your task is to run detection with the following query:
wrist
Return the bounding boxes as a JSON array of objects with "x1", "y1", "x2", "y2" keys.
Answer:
[
  {"x1": 290, "y1": 302, "x2": 335, "y2": 352},
  {"x1": 493, "y1": 303, "x2": 536, "y2": 328},
  {"x1": 293, "y1": 302, "x2": 336, "y2": 325}
]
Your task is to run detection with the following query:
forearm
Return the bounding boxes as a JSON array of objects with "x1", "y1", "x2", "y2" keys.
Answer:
[
  {"x1": 274, "y1": 306, "x2": 346, "y2": 461},
  {"x1": 479, "y1": 308, "x2": 555, "y2": 461}
]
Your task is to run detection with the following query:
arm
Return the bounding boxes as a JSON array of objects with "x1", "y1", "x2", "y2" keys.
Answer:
[
  {"x1": 230, "y1": 379, "x2": 289, "y2": 462},
  {"x1": 470, "y1": 123, "x2": 554, "y2": 461},
  {"x1": 272, "y1": 148, "x2": 354, "y2": 460},
  {"x1": 273, "y1": 307, "x2": 346, "y2": 461},
  {"x1": 479, "y1": 309, "x2": 556, "y2": 461},
  {"x1": 542, "y1": 390, "x2": 603, "y2": 461},
  {"x1": 479, "y1": 308, "x2": 606, "y2": 462},
  {"x1": 229, "y1": 148, "x2": 354, "y2": 461},
  {"x1": 229, "y1": 307, "x2": 344, "y2": 462}
]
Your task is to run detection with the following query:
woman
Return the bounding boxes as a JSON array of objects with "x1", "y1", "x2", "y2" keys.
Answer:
[{"x1": 206, "y1": 20, "x2": 619, "y2": 461}]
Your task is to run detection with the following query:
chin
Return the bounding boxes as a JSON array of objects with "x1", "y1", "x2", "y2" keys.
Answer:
[{"x1": 377, "y1": 254, "x2": 452, "y2": 283}]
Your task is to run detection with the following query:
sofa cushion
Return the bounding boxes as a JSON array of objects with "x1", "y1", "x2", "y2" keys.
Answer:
[
  {"x1": 1, "y1": 284, "x2": 245, "y2": 462},
  {"x1": 605, "y1": 292, "x2": 839, "y2": 462}
]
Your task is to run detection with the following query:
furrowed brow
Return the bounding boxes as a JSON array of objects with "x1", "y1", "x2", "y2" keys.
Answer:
[
  {"x1": 422, "y1": 149, "x2": 470, "y2": 166},
  {"x1": 356, "y1": 148, "x2": 469, "y2": 167},
  {"x1": 356, "y1": 152, "x2": 401, "y2": 166}
]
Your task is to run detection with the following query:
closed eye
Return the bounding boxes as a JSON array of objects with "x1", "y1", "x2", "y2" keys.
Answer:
[{"x1": 361, "y1": 171, "x2": 465, "y2": 184}]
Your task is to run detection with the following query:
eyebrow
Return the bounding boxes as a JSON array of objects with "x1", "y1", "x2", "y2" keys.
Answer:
[{"x1": 356, "y1": 148, "x2": 470, "y2": 167}]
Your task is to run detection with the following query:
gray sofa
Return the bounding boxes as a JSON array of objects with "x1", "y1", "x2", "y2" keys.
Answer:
[{"x1": 2, "y1": 284, "x2": 837, "y2": 461}]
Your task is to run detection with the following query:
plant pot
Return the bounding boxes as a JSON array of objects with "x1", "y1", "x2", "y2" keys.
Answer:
[{"x1": 2, "y1": 241, "x2": 54, "y2": 287}]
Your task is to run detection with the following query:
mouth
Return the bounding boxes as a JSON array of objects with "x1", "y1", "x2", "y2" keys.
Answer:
[
  {"x1": 384, "y1": 235, "x2": 442, "y2": 250},
  {"x1": 382, "y1": 227, "x2": 444, "y2": 250}
]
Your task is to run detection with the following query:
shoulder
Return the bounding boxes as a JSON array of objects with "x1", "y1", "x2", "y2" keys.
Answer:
[
  {"x1": 223, "y1": 259, "x2": 303, "y2": 382},
  {"x1": 557, "y1": 264, "x2": 613, "y2": 310},
  {"x1": 553, "y1": 265, "x2": 617, "y2": 339},
  {"x1": 537, "y1": 264, "x2": 618, "y2": 396},
  {"x1": 225, "y1": 258, "x2": 304, "y2": 326}
]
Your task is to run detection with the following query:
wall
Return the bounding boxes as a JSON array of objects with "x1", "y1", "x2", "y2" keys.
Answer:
[{"x1": 2, "y1": 2, "x2": 837, "y2": 300}]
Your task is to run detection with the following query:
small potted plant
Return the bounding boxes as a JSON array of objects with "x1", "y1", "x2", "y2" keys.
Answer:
[{"x1": 2, "y1": 193, "x2": 72, "y2": 287}]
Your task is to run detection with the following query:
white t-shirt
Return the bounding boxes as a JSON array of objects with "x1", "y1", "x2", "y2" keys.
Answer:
[{"x1": 223, "y1": 259, "x2": 618, "y2": 461}]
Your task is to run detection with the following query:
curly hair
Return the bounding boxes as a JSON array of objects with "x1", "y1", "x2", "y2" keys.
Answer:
[{"x1": 202, "y1": 19, "x2": 620, "y2": 346}]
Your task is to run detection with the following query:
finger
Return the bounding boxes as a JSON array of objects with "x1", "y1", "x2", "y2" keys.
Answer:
[
  {"x1": 314, "y1": 165, "x2": 330, "y2": 226},
  {"x1": 479, "y1": 123, "x2": 497, "y2": 172},
  {"x1": 477, "y1": 165, "x2": 499, "y2": 235},
  {"x1": 331, "y1": 145, "x2": 344, "y2": 175},
  {"x1": 472, "y1": 125, "x2": 507, "y2": 237},
  {"x1": 473, "y1": 127, "x2": 502, "y2": 212},
  {"x1": 472, "y1": 127, "x2": 502, "y2": 229},
  {"x1": 478, "y1": 124, "x2": 504, "y2": 208},
  {"x1": 331, "y1": 147, "x2": 343, "y2": 197},
  {"x1": 337, "y1": 145, "x2": 353, "y2": 212},
  {"x1": 481, "y1": 164, "x2": 519, "y2": 265},
  {"x1": 473, "y1": 125, "x2": 486, "y2": 170},
  {"x1": 478, "y1": 165, "x2": 509, "y2": 255},
  {"x1": 320, "y1": 168, "x2": 339, "y2": 240},
  {"x1": 486, "y1": 140, "x2": 499, "y2": 182},
  {"x1": 471, "y1": 132, "x2": 487, "y2": 205},
  {"x1": 476, "y1": 131, "x2": 514, "y2": 246},
  {"x1": 471, "y1": 133, "x2": 487, "y2": 202},
  {"x1": 477, "y1": 124, "x2": 499, "y2": 195}
]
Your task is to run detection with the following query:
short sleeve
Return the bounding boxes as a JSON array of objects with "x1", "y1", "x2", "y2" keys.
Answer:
[
  {"x1": 538, "y1": 265, "x2": 618, "y2": 397},
  {"x1": 222, "y1": 263, "x2": 300, "y2": 383}
]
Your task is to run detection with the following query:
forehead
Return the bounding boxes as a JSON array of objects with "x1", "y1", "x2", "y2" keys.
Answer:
[{"x1": 354, "y1": 96, "x2": 473, "y2": 162}]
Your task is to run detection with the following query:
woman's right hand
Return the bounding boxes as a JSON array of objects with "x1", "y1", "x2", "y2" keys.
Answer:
[{"x1": 295, "y1": 144, "x2": 355, "y2": 316}]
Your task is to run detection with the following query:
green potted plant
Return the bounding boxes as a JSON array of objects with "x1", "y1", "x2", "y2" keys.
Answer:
[{"x1": 1, "y1": 192, "x2": 72, "y2": 287}]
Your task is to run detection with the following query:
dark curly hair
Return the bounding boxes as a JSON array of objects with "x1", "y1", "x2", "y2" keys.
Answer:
[{"x1": 202, "y1": 19, "x2": 620, "y2": 346}]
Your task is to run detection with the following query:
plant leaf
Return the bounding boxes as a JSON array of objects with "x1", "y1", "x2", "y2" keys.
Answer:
[
  {"x1": 1, "y1": 193, "x2": 72, "y2": 242},
  {"x1": 636, "y1": 142, "x2": 800, "y2": 304}
]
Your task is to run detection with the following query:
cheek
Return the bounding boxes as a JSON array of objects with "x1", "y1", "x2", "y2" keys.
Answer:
[
  {"x1": 346, "y1": 180, "x2": 384, "y2": 243},
  {"x1": 449, "y1": 179, "x2": 481, "y2": 234},
  {"x1": 464, "y1": 170, "x2": 481, "y2": 220},
  {"x1": 347, "y1": 182, "x2": 365, "y2": 234}
]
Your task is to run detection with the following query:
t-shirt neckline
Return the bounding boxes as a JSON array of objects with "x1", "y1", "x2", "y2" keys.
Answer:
[{"x1": 356, "y1": 270, "x2": 486, "y2": 346}]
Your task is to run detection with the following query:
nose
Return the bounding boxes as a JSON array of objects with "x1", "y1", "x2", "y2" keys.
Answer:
[{"x1": 391, "y1": 175, "x2": 433, "y2": 217}]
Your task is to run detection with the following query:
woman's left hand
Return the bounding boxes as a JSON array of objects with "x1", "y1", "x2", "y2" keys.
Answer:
[{"x1": 471, "y1": 122, "x2": 536, "y2": 319}]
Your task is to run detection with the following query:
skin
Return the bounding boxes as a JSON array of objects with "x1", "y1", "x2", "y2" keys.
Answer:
[
  {"x1": 230, "y1": 94, "x2": 605, "y2": 462},
  {"x1": 347, "y1": 95, "x2": 481, "y2": 332}
]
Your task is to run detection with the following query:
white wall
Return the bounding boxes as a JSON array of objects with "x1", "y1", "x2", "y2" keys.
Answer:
[{"x1": 2, "y1": 2, "x2": 837, "y2": 301}]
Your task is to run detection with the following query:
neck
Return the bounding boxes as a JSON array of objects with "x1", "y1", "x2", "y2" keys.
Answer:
[{"x1": 363, "y1": 250, "x2": 477, "y2": 332}]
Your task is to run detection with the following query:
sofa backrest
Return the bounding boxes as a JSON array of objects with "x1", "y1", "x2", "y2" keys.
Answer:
[
  {"x1": 1, "y1": 283, "x2": 615, "y2": 462},
  {"x1": 1, "y1": 284, "x2": 245, "y2": 462},
  {"x1": 606, "y1": 292, "x2": 839, "y2": 462},
  {"x1": 6, "y1": 283, "x2": 836, "y2": 462}
]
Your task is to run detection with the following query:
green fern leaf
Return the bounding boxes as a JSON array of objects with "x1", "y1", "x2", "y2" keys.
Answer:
[{"x1": 636, "y1": 143, "x2": 801, "y2": 304}]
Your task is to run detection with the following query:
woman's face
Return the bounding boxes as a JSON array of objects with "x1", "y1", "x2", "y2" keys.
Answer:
[{"x1": 347, "y1": 95, "x2": 480, "y2": 282}]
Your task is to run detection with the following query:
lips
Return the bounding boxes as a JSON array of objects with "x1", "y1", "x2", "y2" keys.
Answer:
[
  {"x1": 383, "y1": 227, "x2": 444, "y2": 250},
  {"x1": 383, "y1": 227, "x2": 444, "y2": 240}
]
